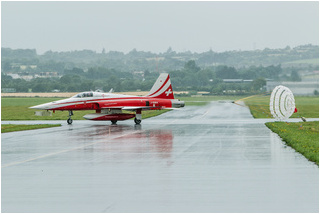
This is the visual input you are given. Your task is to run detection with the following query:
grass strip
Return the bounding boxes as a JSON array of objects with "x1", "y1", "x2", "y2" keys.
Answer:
[
  {"x1": 265, "y1": 121, "x2": 319, "y2": 165},
  {"x1": 2, "y1": 124, "x2": 61, "y2": 133},
  {"x1": 243, "y1": 96, "x2": 319, "y2": 118},
  {"x1": 140, "y1": 109, "x2": 170, "y2": 119}
]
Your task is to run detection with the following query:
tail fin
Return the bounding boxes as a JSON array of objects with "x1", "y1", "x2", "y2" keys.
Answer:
[{"x1": 146, "y1": 73, "x2": 174, "y2": 99}]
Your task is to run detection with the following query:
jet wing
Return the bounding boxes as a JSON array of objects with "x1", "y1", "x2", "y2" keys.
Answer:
[
  {"x1": 101, "y1": 106, "x2": 160, "y2": 110},
  {"x1": 122, "y1": 106, "x2": 156, "y2": 110}
]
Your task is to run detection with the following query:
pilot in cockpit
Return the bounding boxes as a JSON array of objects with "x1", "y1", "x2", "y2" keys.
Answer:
[{"x1": 73, "y1": 92, "x2": 93, "y2": 98}]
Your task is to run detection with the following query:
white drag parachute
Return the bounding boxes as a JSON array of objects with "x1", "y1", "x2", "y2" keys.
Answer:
[{"x1": 270, "y1": 85, "x2": 295, "y2": 120}]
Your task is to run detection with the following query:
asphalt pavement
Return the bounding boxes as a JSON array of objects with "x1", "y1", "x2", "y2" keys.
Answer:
[{"x1": 2, "y1": 101, "x2": 319, "y2": 212}]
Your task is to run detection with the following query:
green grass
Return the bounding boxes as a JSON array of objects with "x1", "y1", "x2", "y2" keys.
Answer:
[
  {"x1": 140, "y1": 109, "x2": 170, "y2": 119},
  {"x1": 1, "y1": 97, "x2": 170, "y2": 121},
  {"x1": 242, "y1": 95, "x2": 319, "y2": 165},
  {"x1": 239, "y1": 95, "x2": 319, "y2": 165},
  {"x1": 266, "y1": 121, "x2": 319, "y2": 165},
  {"x1": 2, "y1": 124, "x2": 61, "y2": 133},
  {"x1": 242, "y1": 95, "x2": 319, "y2": 118},
  {"x1": 2, "y1": 97, "x2": 68, "y2": 120}
]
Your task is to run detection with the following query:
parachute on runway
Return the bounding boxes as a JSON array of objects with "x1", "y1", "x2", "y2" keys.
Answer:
[{"x1": 269, "y1": 85, "x2": 295, "y2": 120}]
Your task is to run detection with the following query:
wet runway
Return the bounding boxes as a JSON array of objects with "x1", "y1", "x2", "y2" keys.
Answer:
[{"x1": 2, "y1": 102, "x2": 319, "y2": 212}]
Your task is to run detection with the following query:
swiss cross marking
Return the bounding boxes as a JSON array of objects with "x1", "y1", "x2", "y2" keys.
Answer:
[{"x1": 165, "y1": 89, "x2": 172, "y2": 96}]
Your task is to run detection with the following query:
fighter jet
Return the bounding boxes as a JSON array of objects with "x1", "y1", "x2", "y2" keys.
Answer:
[{"x1": 30, "y1": 73, "x2": 185, "y2": 125}]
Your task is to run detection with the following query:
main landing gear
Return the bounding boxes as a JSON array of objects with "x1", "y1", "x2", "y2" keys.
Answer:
[
  {"x1": 135, "y1": 109, "x2": 142, "y2": 125},
  {"x1": 67, "y1": 110, "x2": 73, "y2": 125},
  {"x1": 111, "y1": 120, "x2": 117, "y2": 125}
]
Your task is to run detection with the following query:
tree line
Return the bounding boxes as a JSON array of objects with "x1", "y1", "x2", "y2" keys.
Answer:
[
  {"x1": 2, "y1": 60, "x2": 298, "y2": 95},
  {"x1": 2, "y1": 44, "x2": 318, "y2": 75}
]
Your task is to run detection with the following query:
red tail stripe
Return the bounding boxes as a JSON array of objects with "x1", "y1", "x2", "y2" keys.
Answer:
[{"x1": 147, "y1": 75, "x2": 170, "y2": 97}]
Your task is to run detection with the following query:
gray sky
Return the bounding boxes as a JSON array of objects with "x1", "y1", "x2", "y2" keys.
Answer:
[{"x1": 1, "y1": 1, "x2": 319, "y2": 54}]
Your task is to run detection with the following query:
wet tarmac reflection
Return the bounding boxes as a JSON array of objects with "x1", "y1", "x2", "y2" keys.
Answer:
[{"x1": 66, "y1": 124, "x2": 173, "y2": 159}]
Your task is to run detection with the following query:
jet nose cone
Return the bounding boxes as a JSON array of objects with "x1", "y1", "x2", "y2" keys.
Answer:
[{"x1": 29, "y1": 103, "x2": 51, "y2": 110}]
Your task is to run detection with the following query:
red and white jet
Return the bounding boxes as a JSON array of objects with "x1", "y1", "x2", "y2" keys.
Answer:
[{"x1": 30, "y1": 73, "x2": 185, "y2": 125}]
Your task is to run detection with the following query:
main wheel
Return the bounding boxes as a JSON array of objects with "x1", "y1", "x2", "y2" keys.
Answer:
[
  {"x1": 111, "y1": 120, "x2": 117, "y2": 125},
  {"x1": 67, "y1": 118, "x2": 73, "y2": 125},
  {"x1": 134, "y1": 118, "x2": 141, "y2": 125}
]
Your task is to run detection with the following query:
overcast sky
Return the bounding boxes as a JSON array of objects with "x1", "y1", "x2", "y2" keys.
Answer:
[{"x1": 1, "y1": 1, "x2": 319, "y2": 54}]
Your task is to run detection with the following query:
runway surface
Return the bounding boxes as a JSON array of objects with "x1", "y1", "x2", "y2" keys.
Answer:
[{"x1": 2, "y1": 102, "x2": 319, "y2": 212}]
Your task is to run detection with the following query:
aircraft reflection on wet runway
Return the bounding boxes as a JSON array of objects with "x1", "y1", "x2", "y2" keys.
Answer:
[{"x1": 67, "y1": 124, "x2": 173, "y2": 159}]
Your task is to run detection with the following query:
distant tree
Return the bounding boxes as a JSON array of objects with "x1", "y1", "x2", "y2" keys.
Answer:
[
  {"x1": 1, "y1": 72, "x2": 13, "y2": 84},
  {"x1": 67, "y1": 84, "x2": 78, "y2": 92},
  {"x1": 215, "y1": 65, "x2": 238, "y2": 79},
  {"x1": 239, "y1": 67, "x2": 257, "y2": 79},
  {"x1": 290, "y1": 70, "x2": 301, "y2": 81},
  {"x1": 140, "y1": 80, "x2": 154, "y2": 91},
  {"x1": 166, "y1": 47, "x2": 173, "y2": 53},
  {"x1": 33, "y1": 83, "x2": 48, "y2": 92},
  {"x1": 265, "y1": 65, "x2": 282, "y2": 79},
  {"x1": 80, "y1": 80, "x2": 94, "y2": 91},
  {"x1": 128, "y1": 48, "x2": 138, "y2": 56},
  {"x1": 105, "y1": 75, "x2": 121, "y2": 92},
  {"x1": 1, "y1": 61, "x2": 11, "y2": 72},
  {"x1": 64, "y1": 67, "x2": 84, "y2": 75},
  {"x1": 60, "y1": 75, "x2": 72, "y2": 84},
  {"x1": 144, "y1": 70, "x2": 150, "y2": 78},
  {"x1": 252, "y1": 78, "x2": 266, "y2": 91},
  {"x1": 198, "y1": 69, "x2": 213, "y2": 85},
  {"x1": 184, "y1": 60, "x2": 200, "y2": 73}
]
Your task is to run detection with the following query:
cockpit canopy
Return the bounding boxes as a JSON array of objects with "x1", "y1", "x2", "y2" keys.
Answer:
[{"x1": 72, "y1": 92, "x2": 94, "y2": 98}]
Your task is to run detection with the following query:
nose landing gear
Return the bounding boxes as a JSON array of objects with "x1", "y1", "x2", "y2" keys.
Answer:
[
  {"x1": 134, "y1": 118, "x2": 141, "y2": 125},
  {"x1": 67, "y1": 110, "x2": 73, "y2": 125}
]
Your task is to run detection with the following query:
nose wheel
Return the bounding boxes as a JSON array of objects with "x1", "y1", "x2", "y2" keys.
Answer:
[
  {"x1": 134, "y1": 118, "x2": 141, "y2": 125},
  {"x1": 67, "y1": 110, "x2": 73, "y2": 125},
  {"x1": 67, "y1": 118, "x2": 73, "y2": 125}
]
